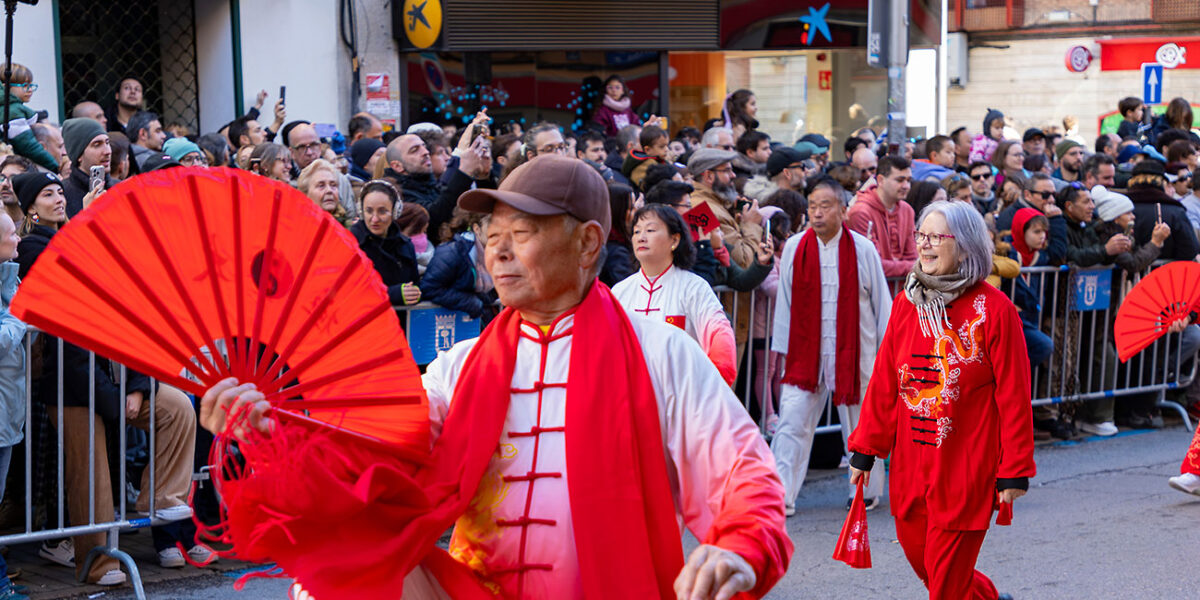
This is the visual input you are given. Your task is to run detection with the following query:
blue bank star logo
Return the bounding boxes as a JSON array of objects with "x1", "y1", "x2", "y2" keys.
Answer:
[
  {"x1": 799, "y1": 3, "x2": 832, "y2": 46},
  {"x1": 407, "y1": 0, "x2": 430, "y2": 31}
]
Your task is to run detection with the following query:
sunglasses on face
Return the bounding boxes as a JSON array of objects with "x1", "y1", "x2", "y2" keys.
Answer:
[
  {"x1": 1029, "y1": 190, "x2": 1054, "y2": 200},
  {"x1": 970, "y1": 173, "x2": 992, "y2": 181}
]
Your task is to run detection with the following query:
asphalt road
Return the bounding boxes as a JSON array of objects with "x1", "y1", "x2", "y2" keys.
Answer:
[{"x1": 101, "y1": 426, "x2": 1200, "y2": 600}]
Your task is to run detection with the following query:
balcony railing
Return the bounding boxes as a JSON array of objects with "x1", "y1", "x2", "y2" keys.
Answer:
[{"x1": 949, "y1": 0, "x2": 1198, "y2": 33}]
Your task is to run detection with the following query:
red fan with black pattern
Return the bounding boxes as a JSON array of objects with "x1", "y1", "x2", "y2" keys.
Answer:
[
  {"x1": 1114, "y1": 261, "x2": 1200, "y2": 363},
  {"x1": 11, "y1": 167, "x2": 431, "y2": 596}
]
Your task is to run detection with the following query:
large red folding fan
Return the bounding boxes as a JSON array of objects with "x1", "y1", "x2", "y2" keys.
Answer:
[
  {"x1": 10, "y1": 167, "x2": 432, "y2": 595},
  {"x1": 1114, "y1": 260, "x2": 1200, "y2": 362}
]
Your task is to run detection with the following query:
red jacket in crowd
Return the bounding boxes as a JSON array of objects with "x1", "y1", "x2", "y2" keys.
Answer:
[{"x1": 847, "y1": 185, "x2": 918, "y2": 278}]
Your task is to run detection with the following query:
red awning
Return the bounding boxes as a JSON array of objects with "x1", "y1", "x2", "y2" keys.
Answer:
[{"x1": 1099, "y1": 36, "x2": 1200, "y2": 71}]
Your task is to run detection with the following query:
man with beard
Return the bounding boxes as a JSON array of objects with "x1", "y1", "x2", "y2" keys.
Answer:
[
  {"x1": 127, "y1": 111, "x2": 167, "y2": 172},
  {"x1": 846, "y1": 155, "x2": 916, "y2": 277},
  {"x1": 968, "y1": 161, "x2": 997, "y2": 215},
  {"x1": 1052, "y1": 140, "x2": 1084, "y2": 184},
  {"x1": 105, "y1": 77, "x2": 144, "y2": 136},
  {"x1": 687, "y1": 148, "x2": 765, "y2": 268},
  {"x1": 383, "y1": 131, "x2": 494, "y2": 236}
]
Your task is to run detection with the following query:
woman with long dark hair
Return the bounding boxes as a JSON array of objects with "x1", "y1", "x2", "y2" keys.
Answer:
[
  {"x1": 599, "y1": 181, "x2": 637, "y2": 287},
  {"x1": 612, "y1": 204, "x2": 737, "y2": 384}
]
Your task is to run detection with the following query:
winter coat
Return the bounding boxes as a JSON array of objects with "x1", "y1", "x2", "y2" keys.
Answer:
[
  {"x1": 592, "y1": 104, "x2": 642, "y2": 138},
  {"x1": 1126, "y1": 185, "x2": 1200, "y2": 260},
  {"x1": 1147, "y1": 114, "x2": 1200, "y2": 149},
  {"x1": 1063, "y1": 217, "x2": 1113, "y2": 268},
  {"x1": 420, "y1": 233, "x2": 496, "y2": 319},
  {"x1": 692, "y1": 182, "x2": 764, "y2": 269},
  {"x1": 971, "y1": 190, "x2": 997, "y2": 216},
  {"x1": 600, "y1": 240, "x2": 636, "y2": 288},
  {"x1": 62, "y1": 162, "x2": 118, "y2": 218},
  {"x1": 16, "y1": 225, "x2": 151, "y2": 422},
  {"x1": 731, "y1": 153, "x2": 766, "y2": 179},
  {"x1": 846, "y1": 185, "x2": 918, "y2": 277},
  {"x1": 1094, "y1": 220, "x2": 1163, "y2": 275},
  {"x1": 968, "y1": 134, "x2": 999, "y2": 164},
  {"x1": 383, "y1": 167, "x2": 486, "y2": 240},
  {"x1": 1, "y1": 92, "x2": 59, "y2": 171},
  {"x1": 0, "y1": 262, "x2": 26, "y2": 447},
  {"x1": 350, "y1": 220, "x2": 420, "y2": 307},
  {"x1": 621, "y1": 150, "x2": 664, "y2": 190}
]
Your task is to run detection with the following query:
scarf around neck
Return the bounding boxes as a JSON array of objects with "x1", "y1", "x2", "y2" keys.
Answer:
[
  {"x1": 905, "y1": 263, "x2": 973, "y2": 338},
  {"x1": 603, "y1": 95, "x2": 631, "y2": 113},
  {"x1": 783, "y1": 226, "x2": 861, "y2": 405}
]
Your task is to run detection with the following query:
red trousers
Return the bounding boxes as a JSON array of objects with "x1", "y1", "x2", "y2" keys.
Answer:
[
  {"x1": 1183, "y1": 422, "x2": 1200, "y2": 475},
  {"x1": 894, "y1": 501, "x2": 999, "y2": 600}
]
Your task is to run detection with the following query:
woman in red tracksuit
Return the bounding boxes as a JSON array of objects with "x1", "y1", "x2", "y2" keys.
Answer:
[{"x1": 848, "y1": 201, "x2": 1035, "y2": 600}]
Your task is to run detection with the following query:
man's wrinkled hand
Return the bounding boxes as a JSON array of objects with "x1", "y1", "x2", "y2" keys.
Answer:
[{"x1": 674, "y1": 544, "x2": 756, "y2": 600}]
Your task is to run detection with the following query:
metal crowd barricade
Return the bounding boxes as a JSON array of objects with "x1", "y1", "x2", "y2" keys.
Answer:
[
  {"x1": 717, "y1": 260, "x2": 1197, "y2": 439},
  {"x1": 0, "y1": 332, "x2": 150, "y2": 599}
]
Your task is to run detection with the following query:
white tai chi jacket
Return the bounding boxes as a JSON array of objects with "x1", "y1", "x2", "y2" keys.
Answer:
[
  {"x1": 412, "y1": 312, "x2": 781, "y2": 599},
  {"x1": 611, "y1": 266, "x2": 738, "y2": 384}
]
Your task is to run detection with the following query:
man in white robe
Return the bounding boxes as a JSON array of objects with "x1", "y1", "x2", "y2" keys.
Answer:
[
  {"x1": 201, "y1": 154, "x2": 791, "y2": 600},
  {"x1": 772, "y1": 178, "x2": 892, "y2": 515}
]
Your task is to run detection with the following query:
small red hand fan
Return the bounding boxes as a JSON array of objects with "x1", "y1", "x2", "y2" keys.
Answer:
[
  {"x1": 832, "y1": 480, "x2": 872, "y2": 569},
  {"x1": 1114, "y1": 261, "x2": 1200, "y2": 362},
  {"x1": 11, "y1": 167, "x2": 432, "y2": 596}
]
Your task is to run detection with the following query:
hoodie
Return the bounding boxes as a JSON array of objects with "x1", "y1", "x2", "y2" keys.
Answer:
[
  {"x1": 846, "y1": 185, "x2": 917, "y2": 277},
  {"x1": 968, "y1": 108, "x2": 1005, "y2": 164}
]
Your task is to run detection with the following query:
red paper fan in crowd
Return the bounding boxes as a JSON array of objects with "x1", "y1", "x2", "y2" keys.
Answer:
[
  {"x1": 1114, "y1": 261, "x2": 1200, "y2": 362},
  {"x1": 10, "y1": 167, "x2": 431, "y2": 596},
  {"x1": 832, "y1": 480, "x2": 872, "y2": 569}
]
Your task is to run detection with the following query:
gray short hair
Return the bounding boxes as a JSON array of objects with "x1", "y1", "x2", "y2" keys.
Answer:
[
  {"x1": 701, "y1": 126, "x2": 733, "y2": 148},
  {"x1": 917, "y1": 200, "x2": 993, "y2": 286}
]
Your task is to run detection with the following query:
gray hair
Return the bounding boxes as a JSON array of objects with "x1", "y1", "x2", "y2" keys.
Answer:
[
  {"x1": 917, "y1": 200, "x2": 993, "y2": 286},
  {"x1": 701, "y1": 126, "x2": 733, "y2": 148}
]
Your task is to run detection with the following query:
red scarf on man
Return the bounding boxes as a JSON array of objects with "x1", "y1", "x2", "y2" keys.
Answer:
[
  {"x1": 782, "y1": 226, "x2": 861, "y2": 405},
  {"x1": 414, "y1": 281, "x2": 685, "y2": 598}
]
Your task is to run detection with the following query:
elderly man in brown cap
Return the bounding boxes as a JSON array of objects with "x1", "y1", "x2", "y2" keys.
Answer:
[{"x1": 201, "y1": 154, "x2": 791, "y2": 600}]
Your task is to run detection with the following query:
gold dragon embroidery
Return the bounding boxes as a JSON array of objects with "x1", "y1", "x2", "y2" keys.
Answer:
[{"x1": 897, "y1": 295, "x2": 989, "y2": 445}]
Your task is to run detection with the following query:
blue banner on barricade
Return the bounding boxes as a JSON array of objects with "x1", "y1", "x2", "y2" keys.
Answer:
[
  {"x1": 1072, "y1": 269, "x2": 1112, "y2": 311},
  {"x1": 407, "y1": 307, "x2": 481, "y2": 364}
]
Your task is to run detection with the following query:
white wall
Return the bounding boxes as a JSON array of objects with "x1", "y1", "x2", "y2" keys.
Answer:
[
  {"x1": 195, "y1": 0, "x2": 236, "y2": 133},
  {"x1": 0, "y1": 1, "x2": 61, "y2": 123},
  {"x1": 237, "y1": 0, "x2": 352, "y2": 130},
  {"x1": 906, "y1": 48, "x2": 938, "y2": 139}
]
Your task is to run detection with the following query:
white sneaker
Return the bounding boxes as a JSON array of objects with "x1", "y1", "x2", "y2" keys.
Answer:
[
  {"x1": 1168, "y1": 472, "x2": 1200, "y2": 496},
  {"x1": 1078, "y1": 421, "x2": 1119, "y2": 436},
  {"x1": 158, "y1": 547, "x2": 185, "y2": 568},
  {"x1": 95, "y1": 569, "x2": 126, "y2": 586},
  {"x1": 38, "y1": 539, "x2": 74, "y2": 568},
  {"x1": 187, "y1": 544, "x2": 217, "y2": 565},
  {"x1": 153, "y1": 504, "x2": 194, "y2": 522},
  {"x1": 784, "y1": 503, "x2": 795, "y2": 517}
]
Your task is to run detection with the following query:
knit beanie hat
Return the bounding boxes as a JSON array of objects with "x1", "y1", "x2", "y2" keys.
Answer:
[
  {"x1": 62, "y1": 117, "x2": 107, "y2": 165},
  {"x1": 162, "y1": 137, "x2": 203, "y2": 162},
  {"x1": 1055, "y1": 139, "x2": 1083, "y2": 161},
  {"x1": 1091, "y1": 185, "x2": 1134, "y2": 222},
  {"x1": 350, "y1": 138, "x2": 386, "y2": 169},
  {"x1": 12, "y1": 171, "x2": 63, "y2": 213}
]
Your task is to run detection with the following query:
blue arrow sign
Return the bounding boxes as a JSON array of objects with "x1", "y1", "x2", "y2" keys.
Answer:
[{"x1": 1143, "y1": 63, "x2": 1163, "y2": 105}]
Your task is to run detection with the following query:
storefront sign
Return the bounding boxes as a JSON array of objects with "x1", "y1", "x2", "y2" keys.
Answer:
[
  {"x1": 1099, "y1": 37, "x2": 1200, "y2": 71},
  {"x1": 1065, "y1": 46, "x2": 1093, "y2": 72},
  {"x1": 819, "y1": 71, "x2": 832, "y2": 90},
  {"x1": 402, "y1": 0, "x2": 442, "y2": 49}
]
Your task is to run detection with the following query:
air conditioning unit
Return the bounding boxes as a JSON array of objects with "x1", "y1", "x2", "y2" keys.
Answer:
[{"x1": 948, "y1": 32, "x2": 968, "y2": 88}]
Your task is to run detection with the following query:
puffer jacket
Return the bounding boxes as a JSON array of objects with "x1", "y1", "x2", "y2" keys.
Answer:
[
  {"x1": 0, "y1": 262, "x2": 26, "y2": 447},
  {"x1": 1, "y1": 92, "x2": 59, "y2": 171},
  {"x1": 350, "y1": 220, "x2": 420, "y2": 307},
  {"x1": 420, "y1": 232, "x2": 496, "y2": 319}
]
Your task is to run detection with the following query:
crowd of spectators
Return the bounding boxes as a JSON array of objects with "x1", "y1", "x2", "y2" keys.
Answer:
[{"x1": 1, "y1": 59, "x2": 1199, "y2": 595}]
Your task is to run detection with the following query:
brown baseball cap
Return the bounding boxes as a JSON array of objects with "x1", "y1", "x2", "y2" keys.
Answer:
[{"x1": 458, "y1": 154, "x2": 611, "y2": 237}]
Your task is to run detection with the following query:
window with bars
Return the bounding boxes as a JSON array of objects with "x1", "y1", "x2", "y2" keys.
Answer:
[{"x1": 58, "y1": 0, "x2": 199, "y2": 134}]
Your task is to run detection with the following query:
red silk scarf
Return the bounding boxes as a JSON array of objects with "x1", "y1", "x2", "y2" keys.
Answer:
[
  {"x1": 417, "y1": 280, "x2": 684, "y2": 598},
  {"x1": 782, "y1": 226, "x2": 861, "y2": 405}
]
